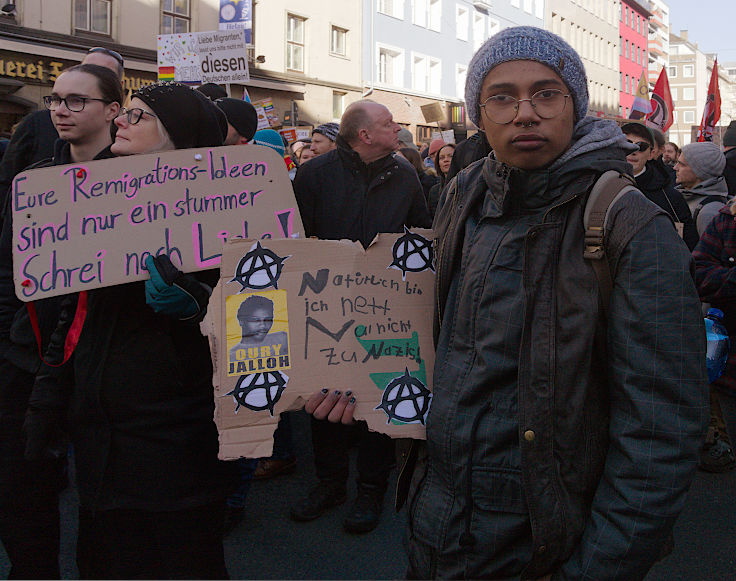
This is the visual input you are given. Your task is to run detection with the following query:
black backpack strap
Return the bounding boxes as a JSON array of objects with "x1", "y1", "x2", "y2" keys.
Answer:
[{"x1": 583, "y1": 170, "x2": 638, "y2": 318}]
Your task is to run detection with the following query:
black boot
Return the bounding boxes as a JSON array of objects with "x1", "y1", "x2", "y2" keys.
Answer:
[
  {"x1": 343, "y1": 483, "x2": 385, "y2": 534},
  {"x1": 290, "y1": 480, "x2": 347, "y2": 522}
]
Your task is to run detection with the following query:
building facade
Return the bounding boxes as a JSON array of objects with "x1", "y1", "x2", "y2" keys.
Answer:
[
  {"x1": 619, "y1": 0, "x2": 650, "y2": 117},
  {"x1": 362, "y1": 0, "x2": 544, "y2": 145},
  {"x1": 0, "y1": 0, "x2": 365, "y2": 137},
  {"x1": 646, "y1": 0, "x2": 669, "y2": 92},
  {"x1": 668, "y1": 30, "x2": 708, "y2": 146},
  {"x1": 546, "y1": 0, "x2": 620, "y2": 118}
]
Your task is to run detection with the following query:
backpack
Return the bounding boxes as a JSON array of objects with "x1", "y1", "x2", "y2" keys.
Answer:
[{"x1": 583, "y1": 170, "x2": 639, "y2": 317}]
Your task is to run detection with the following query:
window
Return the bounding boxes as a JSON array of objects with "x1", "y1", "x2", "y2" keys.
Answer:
[
  {"x1": 683, "y1": 110, "x2": 695, "y2": 124},
  {"x1": 620, "y1": 72, "x2": 623, "y2": 91},
  {"x1": 412, "y1": 53, "x2": 441, "y2": 93},
  {"x1": 75, "y1": 0, "x2": 111, "y2": 34},
  {"x1": 683, "y1": 64, "x2": 694, "y2": 77},
  {"x1": 511, "y1": 0, "x2": 520, "y2": 7},
  {"x1": 535, "y1": 0, "x2": 543, "y2": 18},
  {"x1": 330, "y1": 26, "x2": 347, "y2": 56},
  {"x1": 473, "y1": 13, "x2": 485, "y2": 51},
  {"x1": 412, "y1": 0, "x2": 427, "y2": 27},
  {"x1": 332, "y1": 91, "x2": 346, "y2": 120},
  {"x1": 669, "y1": 65, "x2": 677, "y2": 78},
  {"x1": 456, "y1": 64, "x2": 467, "y2": 99},
  {"x1": 672, "y1": 110, "x2": 678, "y2": 123},
  {"x1": 625, "y1": 74, "x2": 629, "y2": 94},
  {"x1": 619, "y1": 36, "x2": 623, "y2": 55},
  {"x1": 683, "y1": 87, "x2": 695, "y2": 100},
  {"x1": 625, "y1": 7, "x2": 629, "y2": 26},
  {"x1": 630, "y1": 76, "x2": 635, "y2": 94},
  {"x1": 488, "y1": 18, "x2": 499, "y2": 37},
  {"x1": 428, "y1": 0, "x2": 441, "y2": 32},
  {"x1": 378, "y1": 0, "x2": 404, "y2": 19},
  {"x1": 161, "y1": 0, "x2": 190, "y2": 34},
  {"x1": 456, "y1": 5, "x2": 468, "y2": 41},
  {"x1": 416, "y1": 125, "x2": 434, "y2": 143},
  {"x1": 671, "y1": 87, "x2": 678, "y2": 100},
  {"x1": 286, "y1": 14, "x2": 306, "y2": 72},
  {"x1": 378, "y1": 44, "x2": 404, "y2": 86},
  {"x1": 523, "y1": 0, "x2": 532, "y2": 13},
  {"x1": 625, "y1": 39, "x2": 629, "y2": 59}
]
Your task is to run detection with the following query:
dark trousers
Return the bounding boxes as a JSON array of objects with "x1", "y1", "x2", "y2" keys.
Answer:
[
  {"x1": 718, "y1": 388, "x2": 736, "y2": 445},
  {"x1": 77, "y1": 501, "x2": 229, "y2": 580},
  {"x1": 0, "y1": 361, "x2": 64, "y2": 580},
  {"x1": 311, "y1": 417, "x2": 395, "y2": 489}
]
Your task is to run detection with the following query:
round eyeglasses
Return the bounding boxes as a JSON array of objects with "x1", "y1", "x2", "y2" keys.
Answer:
[
  {"x1": 480, "y1": 89, "x2": 570, "y2": 125},
  {"x1": 117, "y1": 108, "x2": 158, "y2": 125},
  {"x1": 43, "y1": 95, "x2": 110, "y2": 112}
]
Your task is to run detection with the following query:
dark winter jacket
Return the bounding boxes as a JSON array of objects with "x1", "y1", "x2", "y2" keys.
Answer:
[
  {"x1": 694, "y1": 205, "x2": 736, "y2": 394},
  {"x1": 293, "y1": 135, "x2": 431, "y2": 246},
  {"x1": 0, "y1": 111, "x2": 58, "y2": 224},
  {"x1": 637, "y1": 158, "x2": 699, "y2": 250},
  {"x1": 17, "y1": 146, "x2": 232, "y2": 511},
  {"x1": 445, "y1": 131, "x2": 491, "y2": 183},
  {"x1": 724, "y1": 147, "x2": 736, "y2": 196},
  {"x1": 419, "y1": 171, "x2": 439, "y2": 204},
  {"x1": 403, "y1": 118, "x2": 708, "y2": 580}
]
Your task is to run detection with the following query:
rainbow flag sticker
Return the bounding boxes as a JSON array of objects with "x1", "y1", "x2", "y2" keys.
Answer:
[{"x1": 158, "y1": 66, "x2": 175, "y2": 81}]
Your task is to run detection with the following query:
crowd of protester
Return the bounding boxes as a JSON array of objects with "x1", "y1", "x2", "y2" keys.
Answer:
[{"x1": 0, "y1": 26, "x2": 735, "y2": 580}]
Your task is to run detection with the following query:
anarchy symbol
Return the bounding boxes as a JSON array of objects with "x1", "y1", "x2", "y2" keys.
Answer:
[
  {"x1": 227, "y1": 371, "x2": 289, "y2": 416},
  {"x1": 375, "y1": 368, "x2": 432, "y2": 425},
  {"x1": 231, "y1": 241, "x2": 290, "y2": 291},
  {"x1": 388, "y1": 227, "x2": 434, "y2": 280}
]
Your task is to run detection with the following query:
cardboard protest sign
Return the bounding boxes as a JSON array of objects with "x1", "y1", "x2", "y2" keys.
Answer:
[
  {"x1": 157, "y1": 30, "x2": 249, "y2": 84},
  {"x1": 204, "y1": 231, "x2": 436, "y2": 459},
  {"x1": 11, "y1": 145, "x2": 302, "y2": 301}
]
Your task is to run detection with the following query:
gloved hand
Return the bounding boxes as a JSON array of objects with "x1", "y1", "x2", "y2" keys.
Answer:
[
  {"x1": 23, "y1": 407, "x2": 67, "y2": 463},
  {"x1": 144, "y1": 254, "x2": 211, "y2": 320}
]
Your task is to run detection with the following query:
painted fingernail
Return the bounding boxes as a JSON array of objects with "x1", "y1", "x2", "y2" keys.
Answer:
[
  {"x1": 334, "y1": 390, "x2": 342, "y2": 396},
  {"x1": 345, "y1": 390, "x2": 353, "y2": 397},
  {"x1": 321, "y1": 388, "x2": 329, "y2": 394},
  {"x1": 349, "y1": 397, "x2": 356, "y2": 404}
]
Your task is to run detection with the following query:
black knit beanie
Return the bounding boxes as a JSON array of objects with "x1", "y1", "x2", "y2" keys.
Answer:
[
  {"x1": 215, "y1": 97, "x2": 258, "y2": 141},
  {"x1": 133, "y1": 82, "x2": 225, "y2": 149}
]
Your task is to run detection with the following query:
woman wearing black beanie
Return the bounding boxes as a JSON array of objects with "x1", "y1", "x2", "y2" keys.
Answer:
[{"x1": 29, "y1": 82, "x2": 233, "y2": 579}]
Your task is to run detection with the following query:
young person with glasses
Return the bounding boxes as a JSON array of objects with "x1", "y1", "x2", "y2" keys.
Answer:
[
  {"x1": 620, "y1": 122, "x2": 698, "y2": 250},
  {"x1": 312, "y1": 26, "x2": 708, "y2": 580},
  {"x1": 0, "y1": 63, "x2": 122, "y2": 579}
]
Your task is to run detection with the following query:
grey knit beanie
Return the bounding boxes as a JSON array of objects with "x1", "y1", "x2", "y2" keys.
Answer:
[
  {"x1": 313, "y1": 122, "x2": 340, "y2": 142},
  {"x1": 465, "y1": 26, "x2": 589, "y2": 127},
  {"x1": 680, "y1": 142, "x2": 726, "y2": 180}
]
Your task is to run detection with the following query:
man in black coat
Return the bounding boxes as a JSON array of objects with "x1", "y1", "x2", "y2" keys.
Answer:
[
  {"x1": 621, "y1": 122, "x2": 699, "y2": 250},
  {"x1": 291, "y1": 99, "x2": 430, "y2": 533}
]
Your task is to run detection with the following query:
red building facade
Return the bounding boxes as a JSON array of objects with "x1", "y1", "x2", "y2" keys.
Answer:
[{"x1": 619, "y1": 0, "x2": 651, "y2": 117}]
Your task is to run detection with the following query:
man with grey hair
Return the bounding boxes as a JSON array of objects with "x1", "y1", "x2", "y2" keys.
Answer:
[
  {"x1": 291, "y1": 99, "x2": 430, "y2": 534},
  {"x1": 394, "y1": 26, "x2": 706, "y2": 579}
]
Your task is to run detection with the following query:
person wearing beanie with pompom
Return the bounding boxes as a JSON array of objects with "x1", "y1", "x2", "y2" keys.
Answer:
[
  {"x1": 675, "y1": 141, "x2": 729, "y2": 236},
  {"x1": 390, "y1": 26, "x2": 705, "y2": 579}
]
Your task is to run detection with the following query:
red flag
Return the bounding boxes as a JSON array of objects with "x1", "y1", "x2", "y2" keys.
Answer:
[
  {"x1": 645, "y1": 67, "x2": 674, "y2": 132},
  {"x1": 697, "y1": 59, "x2": 721, "y2": 142}
]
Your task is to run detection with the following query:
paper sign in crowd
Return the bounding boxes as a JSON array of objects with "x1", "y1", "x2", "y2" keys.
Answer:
[
  {"x1": 204, "y1": 231, "x2": 436, "y2": 460},
  {"x1": 11, "y1": 145, "x2": 301, "y2": 301}
]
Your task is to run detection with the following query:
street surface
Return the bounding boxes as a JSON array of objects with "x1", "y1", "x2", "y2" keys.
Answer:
[{"x1": 1, "y1": 410, "x2": 735, "y2": 579}]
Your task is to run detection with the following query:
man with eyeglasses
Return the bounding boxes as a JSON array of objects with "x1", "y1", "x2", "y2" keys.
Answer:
[
  {"x1": 0, "y1": 47, "x2": 124, "y2": 221},
  {"x1": 620, "y1": 122, "x2": 698, "y2": 250},
  {"x1": 394, "y1": 26, "x2": 707, "y2": 579}
]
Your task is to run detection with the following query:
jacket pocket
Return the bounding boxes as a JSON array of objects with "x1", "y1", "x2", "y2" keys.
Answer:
[{"x1": 471, "y1": 466, "x2": 527, "y2": 514}]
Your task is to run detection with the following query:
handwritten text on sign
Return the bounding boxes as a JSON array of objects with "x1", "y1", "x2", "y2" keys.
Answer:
[
  {"x1": 12, "y1": 145, "x2": 302, "y2": 301},
  {"x1": 206, "y1": 232, "x2": 436, "y2": 460}
]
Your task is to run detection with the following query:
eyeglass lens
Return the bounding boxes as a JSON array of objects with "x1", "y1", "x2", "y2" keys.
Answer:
[
  {"x1": 44, "y1": 95, "x2": 86, "y2": 112},
  {"x1": 482, "y1": 90, "x2": 567, "y2": 124}
]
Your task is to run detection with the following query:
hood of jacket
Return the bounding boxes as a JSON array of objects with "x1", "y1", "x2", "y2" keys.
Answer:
[
  {"x1": 484, "y1": 117, "x2": 634, "y2": 211},
  {"x1": 677, "y1": 175, "x2": 729, "y2": 201}
]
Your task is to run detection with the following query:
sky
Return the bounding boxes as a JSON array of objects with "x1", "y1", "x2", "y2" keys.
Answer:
[{"x1": 665, "y1": 0, "x2": 736, "y2": 62}]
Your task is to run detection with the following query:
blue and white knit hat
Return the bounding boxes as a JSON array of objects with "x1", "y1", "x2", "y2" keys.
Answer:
[
  {"x1": 313, "y1": 122, "x2": 340, "y2": 142},
  {"x1": 465, "y1": 26, "x2": 589, "y2": 127}
]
